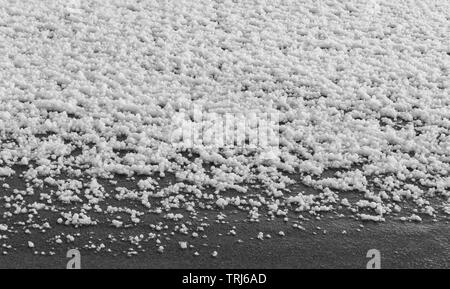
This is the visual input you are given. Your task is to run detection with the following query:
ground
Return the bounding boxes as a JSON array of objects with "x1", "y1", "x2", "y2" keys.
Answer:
[
  {"x1": 0, "y1": 216, "x2": 449, "y2": 268},
  {"x1": 0, "y1": 0, "x2": 449, "y2": 268}
]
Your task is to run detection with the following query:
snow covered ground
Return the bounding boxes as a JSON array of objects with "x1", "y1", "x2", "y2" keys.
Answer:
[{"x1": 0, "y1": 0, "x2": 449, "y2": 265}]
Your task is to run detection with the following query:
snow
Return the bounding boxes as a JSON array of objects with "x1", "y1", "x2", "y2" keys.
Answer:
[
  {"x1": 257, "y1": 232, "x2": 264, "y2": 240},
  {"x1": 112, "y1": 220, "x2": 123, "y2": 228},
  {"x1": 216, "y1": 198, "x2": 229, "y2": 209},
  {"x1": 0, "y1": 0, "x2": 449, "y2": 257},
  {"x1": 179, "y1": 241, "x2": 188, "y2": 250},
  {"x1": 0, "y1": 167, "x2": 15, "y2": 177}
]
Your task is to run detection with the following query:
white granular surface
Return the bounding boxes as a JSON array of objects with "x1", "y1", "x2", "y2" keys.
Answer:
[{"x1": 0, "y1": 0, "x2": 449, "y2": 254}]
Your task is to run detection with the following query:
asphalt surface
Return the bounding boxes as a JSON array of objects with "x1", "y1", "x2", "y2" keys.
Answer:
[{"x1": 0, "y1": 214, "x2": 448, "y2": 269}]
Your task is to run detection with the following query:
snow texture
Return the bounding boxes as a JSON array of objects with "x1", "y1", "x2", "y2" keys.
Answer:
[{"x1": 0, "y1": 0, "x2": 449, "y2": 256}]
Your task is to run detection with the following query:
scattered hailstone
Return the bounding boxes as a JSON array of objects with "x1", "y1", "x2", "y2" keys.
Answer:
[
  {"x1": 257, "y1": 232, "x2": 264, "y2": 240},
  {"x1": 0, "y1": 167, "x2": 15, "y2": 177},
  {"x1": 112, "y1": 220, "x2": 123, "y2": 228},
  {"x1": 444, "y1": 204, "x2": 450, "y2": 215},
  {"x1": 409, "y1": 214, "x2": 423, "y2": 222},
  {"x1": 216, "y1": 198, "x2": 228, "y2": 209},
  {"x1": 179, "y1": 241, "x2": 188, "y2": 249},
  {"x1": 211, "y1": 251, "x2": 218, "y2": 258}
]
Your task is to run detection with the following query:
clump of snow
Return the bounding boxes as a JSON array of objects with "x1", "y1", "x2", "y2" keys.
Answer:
[
  {"x1": 0, "y1": 167, "x2": 15, "y2": 177},
  {"x1": 112, "y1": 220, "x2": 123, "y2": 228},
  {"x1": 179, "y1": 241, "x2": 188, "y2": 249}
]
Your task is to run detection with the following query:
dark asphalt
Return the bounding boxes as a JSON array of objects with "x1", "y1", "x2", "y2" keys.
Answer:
[{"x1": 0, "y1": 217, "x2": 448, "y2": 269}]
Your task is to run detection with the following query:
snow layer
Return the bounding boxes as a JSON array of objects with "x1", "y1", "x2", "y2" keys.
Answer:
[{"x1": 0, "y1": 0, "x2": 449, "y2": 255}]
